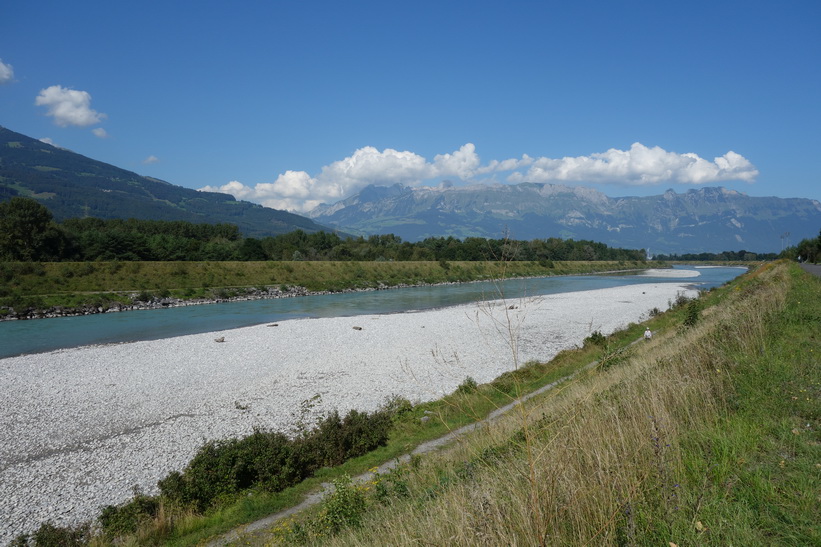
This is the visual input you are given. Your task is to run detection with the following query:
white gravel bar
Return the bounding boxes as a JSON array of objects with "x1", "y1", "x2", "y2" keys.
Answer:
[{"x1": 0, "y1": 281, "x2": 697, "y2": 542}]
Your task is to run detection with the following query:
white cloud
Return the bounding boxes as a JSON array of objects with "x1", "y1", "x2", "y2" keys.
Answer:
[
  {"x1": 92, "y1": 128, "x2": 109, "y2": 138},
  {"x1": 0, "y1": 59, "x2": 14, "y2": 84},
  {"x1": 477, "y1": 154, "x2": 534, "y2": 175},
  {"x1": 39, "y1": 138, "x2": 56, "y2": 146},
  {"x1": 507, "y1": 143, "x2": 758, "y2": 185},
  {"x1": 200, "y1": 180, "x2": 254, "y2": 199},
  {"x1": 432, "y1": 143, "x2": 481, "y2": 179},
  {"x1": 200, "y1": 147, "x2": 442, "y2": 213},
  {"x1": 35, "y1": 85, "x2": 107, "y2": 127},
  {"x1": 318, "y1": 147, "x2": 433, "y2": 190},
  {"x1": 142, "y1": 155, "x2": 160, "y2": 165},
  {"x1": 199, "y1": 142, "x2": 758, "y2": 213}
]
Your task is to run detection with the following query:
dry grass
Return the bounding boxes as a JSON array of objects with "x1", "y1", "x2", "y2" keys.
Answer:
[{"x1": 280, "y1": 263, "x2": 793, "y2": 546}]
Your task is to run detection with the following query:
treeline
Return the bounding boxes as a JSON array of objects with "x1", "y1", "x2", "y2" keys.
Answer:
[
  {"x1": 653, "y1": 250, "x2": 779, "y2": 262},
  {"x1": 792, "y1": 230, "x2": 821, "y2": 263},
  {"x1": 0, "y1": 197, "x2": 646, "y2": 262},
  {"x1": 654, "y1": 231, "x2": 821, "y2": 263}
]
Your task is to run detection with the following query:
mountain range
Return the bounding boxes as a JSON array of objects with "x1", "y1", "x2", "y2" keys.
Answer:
[
  {"x1": 307, "y1": 182, "x2": 821, "y2": 254},
  {"x1": 2, "y1": 125, "x2": 818, "y2": 254},
  {"x1": 0, "y1": 126, "x2": 328, "y2": 238}
]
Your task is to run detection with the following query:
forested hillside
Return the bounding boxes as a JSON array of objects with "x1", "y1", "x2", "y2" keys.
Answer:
[{"x1": 0, "y1": 126, "x2": 328, "y2": 237}]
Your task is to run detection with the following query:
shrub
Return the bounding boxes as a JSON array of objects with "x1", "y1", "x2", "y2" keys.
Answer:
[
  {"x1": 382, "y1": 394, "x2": 414, "y2": 421},
  {"x1": 157, "y1": 408, "x2": 393, "y2": 511},
  {"x1": 683, "y1": 299, "x2": 701, "y2": 327},
  {"x1": 76, "y1": 262, "x2": 96, "y2": 276},
  {"x1": 319, "y1": 475, "x2": 367, "y2": 533},
  {"x1": 491, "y1": 370, "x2": 518, "y2": 395},
  {"x1": 133, "y1": 290, "x2": 153, "y2": 303},
  {"x1": 311, "y1": 409, "x2": 393, "y2": 467},
  {"x1": 158, "y1": 432, "x2": 299, "y2": 511},
  {"x1": 584, "y1": 330, "x2": 607, "y2": 347},
  {"x1": 8, "y1": 295, "x2": 46, "y2": 312},
  {"x1": 212, "y1": 288, "x2": 231, "y2": 299},
  {"x1": 455, "y1": 376, "x2": 479, "y2": 394},
  {"x1": 670, "y1": 291, "x2": 691, "y2": 309},
  {"x1": 14, "y1": 521, "x2": 92, "y2": 547},
  {"x1": 100, "y1": 489, "x2": 160, "y2": 536}
]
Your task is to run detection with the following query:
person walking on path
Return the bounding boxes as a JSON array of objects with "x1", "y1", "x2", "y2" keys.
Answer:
[{"x1": 644, "y1": 327, "x2": 653, "y2": 340}]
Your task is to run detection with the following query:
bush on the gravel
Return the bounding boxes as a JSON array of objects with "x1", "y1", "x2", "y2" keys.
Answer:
[
  {"x1": 99, "y1": 489, "x2": 160, "y2": 536},
  {"x1": 158, "y1": 407, "x2": 394, "y2": 511},
  {"x1": 12, "y1": 521, "x2": 91, "y2": 547},
  {"x1": 455, "y1": 376, "x2": 479, "y2": 394},
  {"x1": 158, "y1": 434, "x2": 280, "y2": 511},
  {"x1": 583, "y1": 330, "x2": 607, "y2": 347},
  {"x1": 310, "y1": 409, "x2": 393, "y2": 467}
]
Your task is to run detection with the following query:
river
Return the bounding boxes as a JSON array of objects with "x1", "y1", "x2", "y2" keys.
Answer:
[{"x1": 0, "y1": 265, "x2": 745, "y2": 359}]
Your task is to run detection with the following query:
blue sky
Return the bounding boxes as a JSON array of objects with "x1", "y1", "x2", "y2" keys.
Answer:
[{"x1": 1, "y1": 1, "x2": 819, "y2": 213}]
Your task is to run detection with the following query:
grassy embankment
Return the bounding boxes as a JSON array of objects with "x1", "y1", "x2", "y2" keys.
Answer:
[
  {"x1": 0, "y1": 259, "x2": 651, "y2": 314},
  {"x1": 71, "y1": 260, "x2": 817, "y2": 546},
  {"x1": 227, "y1": 260, "x2": 817, "y2": 546}
]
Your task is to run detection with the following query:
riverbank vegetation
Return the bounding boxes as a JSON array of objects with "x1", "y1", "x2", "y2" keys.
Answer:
[
  {"x1": 12, "y1": 261, "x2": 818, "y2": 546},
  {"x1": 0, "y1": 258, "x2": 651, "y2": 319},
  {"x1": 653, "y1": 229, "x2": 820, "y2": 264},
  {"x1": 653, "y1": 249, "x2": 779, "y2": 261}
]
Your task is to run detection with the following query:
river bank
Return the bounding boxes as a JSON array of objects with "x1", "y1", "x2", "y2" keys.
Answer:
[
  {"x1": 0, "y1": 259, "x2": 655, "y2": 321},
  {"x1": 0, "y1": 280, "x2": 696, "y2": 543}
]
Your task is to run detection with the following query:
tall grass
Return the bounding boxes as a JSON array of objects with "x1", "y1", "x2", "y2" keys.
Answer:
[{"x1": 266, "y1": 261, "x2": 818, "y2": 545}]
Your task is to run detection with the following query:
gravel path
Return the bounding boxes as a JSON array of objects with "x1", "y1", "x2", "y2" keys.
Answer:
[{"x1": 0, "y1": 281, "x2": 696, "y2": 543}]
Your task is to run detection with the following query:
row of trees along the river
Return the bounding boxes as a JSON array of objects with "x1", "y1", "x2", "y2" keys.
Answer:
[
  {"x1": 652, "y1": 231, "x2": 820, "y2": 263},
  {"x1": 0, "y1": 197, "x2": 649, "y2": 262},
  {"x1": 652, "y1": 250, "x2": 781, "y2": 262}
]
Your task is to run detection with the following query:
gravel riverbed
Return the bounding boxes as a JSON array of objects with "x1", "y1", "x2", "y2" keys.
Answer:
[{"x1": 0, "y1": 280, "x2": 697, "y2": 543}]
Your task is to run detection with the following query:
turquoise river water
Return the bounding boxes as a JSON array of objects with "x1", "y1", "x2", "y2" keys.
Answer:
[{"x1": 0, "y1": 265, "x2": 745, "y2": 359}]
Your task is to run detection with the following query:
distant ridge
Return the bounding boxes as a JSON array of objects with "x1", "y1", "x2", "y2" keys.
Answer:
[
  {"x1": 307, "y1": 182, "x2": 821, "y2": 254},
  {"x1": 0, "y1": 126, "x2": 330, "y2": 237}
]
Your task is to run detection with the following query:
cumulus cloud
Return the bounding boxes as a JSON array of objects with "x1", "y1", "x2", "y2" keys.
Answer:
[
  {"x1": 507, "y1": 143, "x2": 758, "y2": 185},
  {"x1": 199, "y1": 142, "x2": 758, "y2": 213},
  {"x1": 142, "y1": 155, "x2": 159, "y2": 165},
  {"x1": 200, "y1": 146, "x2": 443, "y2": 213},
  {"x1": 92, "y1": 128, "x2": 109, "y2": 138},
  {"x1": 0, "y1": 59, "x2": 14, "y2": 84},
  {"x1": 318, "y1": 147, "x2": 433, "y2": 190},
  {"x1": 432, "y1": 143, "x2": 481, "y2": 179},
  {"x1": 35, "y1": 85, "x2": 107, "y2": 127}
]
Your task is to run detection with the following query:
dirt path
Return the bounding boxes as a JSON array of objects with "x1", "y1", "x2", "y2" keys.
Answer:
[{"x1": 800, "y1": 263, "x2": 821, "y2": 278}]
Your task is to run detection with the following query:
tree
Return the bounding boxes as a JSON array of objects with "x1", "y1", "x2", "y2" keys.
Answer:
[
  {"x1": 795, "y1": 229, "x2": 821, "y2": 264},
  {"x1": 0, "y1": 197, "x2": 67, "y2": 260}
]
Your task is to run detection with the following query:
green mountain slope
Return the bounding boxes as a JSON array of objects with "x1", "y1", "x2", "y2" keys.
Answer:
[{"x1": 0, "y1": 126, "x2": 328, "y2": 237}]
